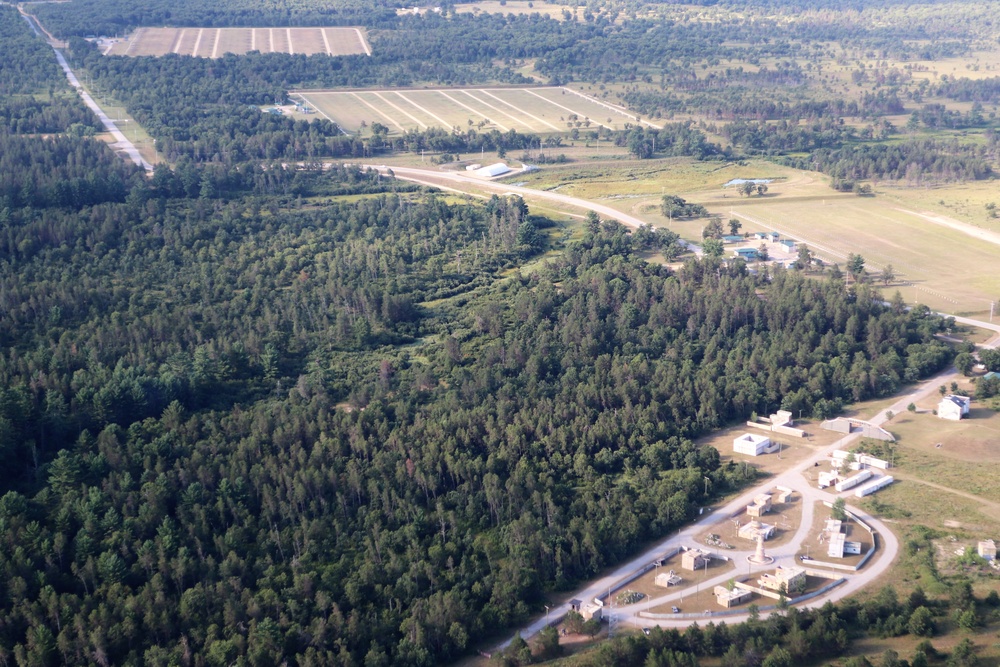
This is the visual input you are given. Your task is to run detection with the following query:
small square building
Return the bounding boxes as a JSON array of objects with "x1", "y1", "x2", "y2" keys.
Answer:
[
  {"x1": 580, "y1": 603, "x2": 603, "y2": 621},
  {"x1": 655, "y1": 571, "x2": 683, "y2": 588},
  {"x1": 715, "y1": 585, "x2": 753, "y2": 608},
  {"x1": 979, "y1": 539, "x2": 997, "y2": 561},
  {"x1": 681, "y1": 548, "x2": 711, "y2": 571}
]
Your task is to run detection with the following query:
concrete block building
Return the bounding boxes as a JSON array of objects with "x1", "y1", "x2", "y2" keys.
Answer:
[{"x1": 733, "y1": 433, "x2": 776, "y2": 456}]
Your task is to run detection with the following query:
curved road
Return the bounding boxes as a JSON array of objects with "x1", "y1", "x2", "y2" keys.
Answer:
[
  {"x1": 358, "y1": 163, "x2": 1000, "y2": 646},
  {"x1": 360, "y1": 164, "x2": 702, "y2": 256}
]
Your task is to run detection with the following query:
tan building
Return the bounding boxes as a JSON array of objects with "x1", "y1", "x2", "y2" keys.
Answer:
[
  {"x1": 979, "y1": 539, "x2": 997, "y2": 561},
  {"x1": 714, "y1": 585, "x2": 753, "y2": 608},
  {"x1": 580, "y1": 603, "x2": 603, "y2": 621},
  {"x1": 655, "y1": 571, "x2": 683, "y2": 587},
  {"x1": 746, "y1": 493, "x2": 773, "y2": 517},
  {"x1": 681, "y1": 548, "x2": 711, "y2": 571},
  {"x1": 775, "y1": 486, "x2": 793, "y2": 503},
  {"x1": 758, "y1": 566, "x2": 806, "y2": 593},
  {"x1": 738, "y1": 519, "x2": 775, "y2": 541}
]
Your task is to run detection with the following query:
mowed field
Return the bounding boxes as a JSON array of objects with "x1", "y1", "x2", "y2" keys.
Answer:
[
  {"x1": 105, "y1": 27, "x2": 371, "y2": 57},
  {"x1": 503, "y1": 156, "x2": 1000, "y2": 318},
  {"x1": 720, "y1": 198, "x2": 1000, "y2": 317},
  {"x1": 294, "y1": 86, "x2": 658, "y2": 134}
]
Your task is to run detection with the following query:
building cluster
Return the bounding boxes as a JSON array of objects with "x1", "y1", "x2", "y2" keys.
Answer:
[
  {"x1": 817, "y1": 450, "x2": 893, "y2": 496},
  {"x1": 726, "y1": 231, "x2": 799, "y2": 268}
]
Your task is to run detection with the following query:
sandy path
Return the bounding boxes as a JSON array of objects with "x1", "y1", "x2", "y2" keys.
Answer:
[{"x1": 895, "y1": 208, "x2": 1000, "y2": 247}]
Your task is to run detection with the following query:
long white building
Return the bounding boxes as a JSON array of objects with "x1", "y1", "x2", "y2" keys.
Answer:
[{"x1": 855, "y1": 475, "x2": 894, "y2": 497}]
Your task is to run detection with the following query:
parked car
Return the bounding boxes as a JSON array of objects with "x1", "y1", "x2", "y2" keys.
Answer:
[{"x1": 671, "y1": 606, "x2": 680, "y2": 614}]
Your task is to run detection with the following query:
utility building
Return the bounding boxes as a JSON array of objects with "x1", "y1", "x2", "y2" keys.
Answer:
[{"x1": 655, "y1": 571, "x2": 683, "y2": 587}]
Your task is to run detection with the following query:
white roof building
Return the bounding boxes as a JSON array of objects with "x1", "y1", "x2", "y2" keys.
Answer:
[
  {"x1": 827, "y1": 532, "x2": 862, "y2": 558},
  {"x1": 938, "y1": 395, "x2": 970, "y2": 421},
  {"x1": 818, "y1": 471, "x2": 840, "y2": 489},
  {"x1": 474, "y1": 162, "x2": 511, "y2": 178},
  {"x1": 733, "y1": 433, "x2": 776, "y2": 456}
]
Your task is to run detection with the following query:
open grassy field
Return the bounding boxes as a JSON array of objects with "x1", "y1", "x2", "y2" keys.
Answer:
[
  {"x1": 295, "y1": 86, "x2": 655, "y2": 134},
  {"x1": 720, "y1": 197, "x2": 1000, "y2": 317},
  {"x1": 507, "y1": 156, "x2": 1000, "y2": 318},
  {"x1": 105, "y1": 26, "x2": 371, "y2": 57}
]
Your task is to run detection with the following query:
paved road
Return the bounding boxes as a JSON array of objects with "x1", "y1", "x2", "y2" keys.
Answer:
[
  {"x1": 490, "y1": 369, "x2": 955, "y2": 649},
  {"x1": 19, "y1": 6, "x2": 152, "y2": 171},
  {"x1": 354, "y1": 163, "x2": 1000, "y2": 647},
  {"x1": 360, "y1": 164, "x2": 702, "y2": 256}
]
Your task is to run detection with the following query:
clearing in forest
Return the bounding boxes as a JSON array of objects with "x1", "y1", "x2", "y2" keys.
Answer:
[
  {"x1": 292, "y1": 86, "x2": 658, "y2": 135},
  {"x1": 104, "y1": 27, "x2": 371, "y2": 57}
]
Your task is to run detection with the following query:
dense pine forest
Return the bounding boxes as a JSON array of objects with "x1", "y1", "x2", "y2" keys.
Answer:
[
  {"x1": 0, "y1": 156, "x2": 956, "y2": 663},
  {"x1": 1, "y1": 0, "x2": 994, "y2": 664}
]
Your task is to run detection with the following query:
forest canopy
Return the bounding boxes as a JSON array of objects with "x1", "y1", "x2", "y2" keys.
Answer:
[{"x1": 0, "y1": 155, "x2": 954, "y2": 663}]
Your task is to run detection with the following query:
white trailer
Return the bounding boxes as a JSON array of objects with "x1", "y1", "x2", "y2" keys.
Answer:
[
  {"x1": 835, "y1": 470, "x2": 873, "y2": 492},
  {"x1": 855, "y1": 475, "x2": 894, "y2": 497}
]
